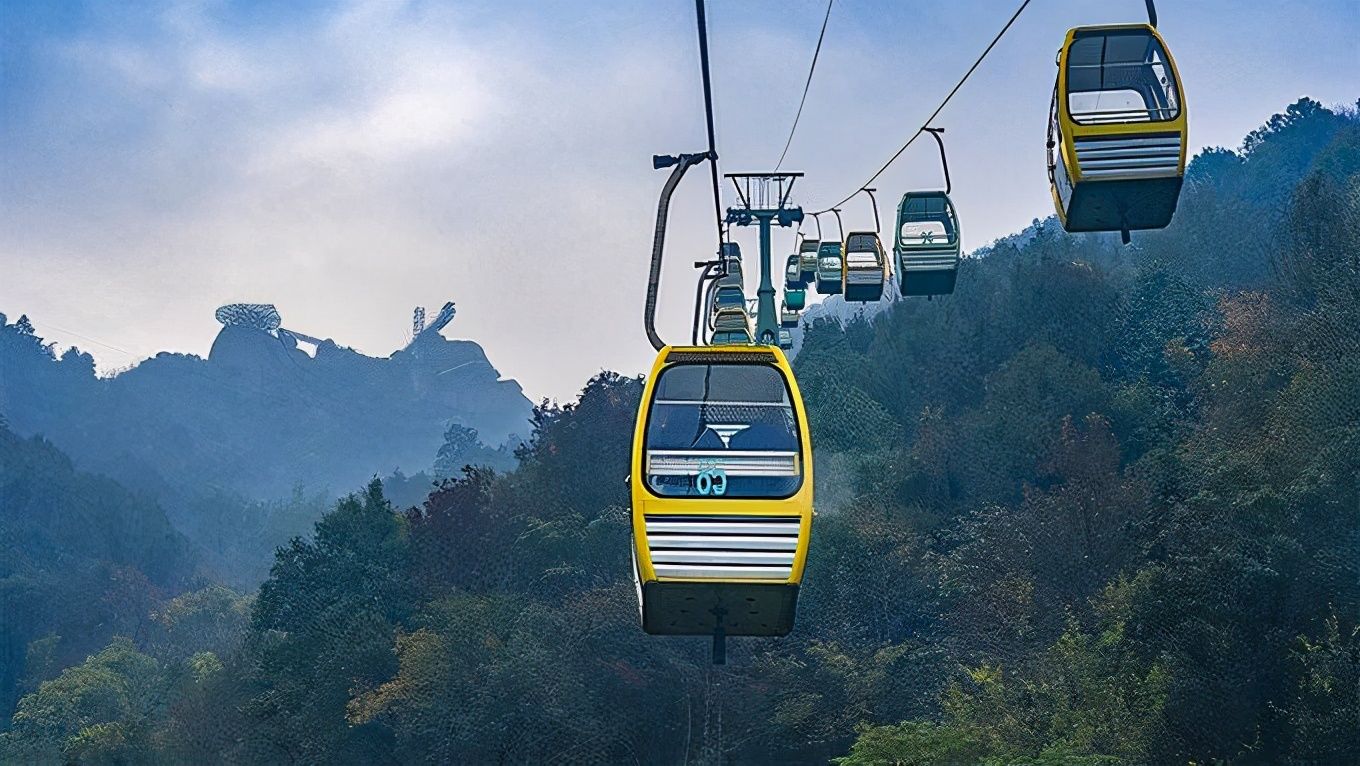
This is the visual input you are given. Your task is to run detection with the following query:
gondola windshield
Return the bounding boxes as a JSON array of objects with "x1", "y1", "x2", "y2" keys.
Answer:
[
  {"x1": 644, "y1": 363, "x2": 801, "y2": 499},
  {"x1": 899, "y1": 195, "x2": 957, "y2": 244},
  {"x1": 843, "y1": 232, "x2": 886, "y2": 262},
  {"x1": 1066, "y1": 29, "x2": 1179, "y2": 125}
]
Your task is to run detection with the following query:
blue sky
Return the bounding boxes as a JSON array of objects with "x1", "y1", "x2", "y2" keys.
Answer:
[{"x1": 2, "y1": 0, "x2": 1358, "y2": 400}]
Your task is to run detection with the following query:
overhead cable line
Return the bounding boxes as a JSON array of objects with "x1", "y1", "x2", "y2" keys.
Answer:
[
  {"x1": 37, "y1": 321, "x2": 142, "y2": 358},
  {"x1": 809, "y1": 0, "x2": 1031, "y2": 214},
  {"x1": 773, "y1": 0, "x2": 834, "y2": 172},
  {"x1": 694, "y1": 0, "x2": 725, "y2": 249}
]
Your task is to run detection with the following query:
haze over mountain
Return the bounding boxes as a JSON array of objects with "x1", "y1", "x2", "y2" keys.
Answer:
[{"x1": 0, "y1": 304, "x2": 532, "y2": 503}]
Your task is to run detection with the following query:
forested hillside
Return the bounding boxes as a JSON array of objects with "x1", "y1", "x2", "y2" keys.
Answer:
[
  {"x1": 0, "y1": 310, "x2": 524, "y2": 585},
  {"x1": 1, "y1": 98, "x2": 1356, "y2": 764},
  {"x1": 0, "y1": 425, "x2": 201, "y2": 723},
  {"x1": 0, "y1": 309, "x2": 529, "y2": 504}
]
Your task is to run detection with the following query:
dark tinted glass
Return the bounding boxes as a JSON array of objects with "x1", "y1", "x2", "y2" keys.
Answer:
[
  {"x1": 1066, "y1": 30, "x2": 1179, "y2": 123},
  {"x1": 645, "y1": 364, "x2": 801, "y2": 498},
  {"x1": 846, "y1": 233, "x2": 881, "y2": 252}
]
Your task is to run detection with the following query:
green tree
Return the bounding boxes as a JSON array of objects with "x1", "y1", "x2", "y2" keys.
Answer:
[
  {"x1": 149, "y1": 584, "x2": 251, "y2": 662},
  {"x1": 0, "y1": 638, "x2": 163, "y2": 764},
  {"x1": 838, "y1": 617, "x2": 1168, "y2": 765},
  {"x1": 244, "y1": 480, "x2": 412, "y2": 763},
  {"x1": 1282, "y1": 612, "x2": 1360, "y2": 762}
]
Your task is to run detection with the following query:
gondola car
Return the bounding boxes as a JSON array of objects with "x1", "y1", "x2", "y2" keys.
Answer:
[
  {"x1": 814, "y1": 241, "x2": 843, "y2": 295},
  {"x1": 895, "y1": 192, "x2": 961, "y2": 296},
  {"x1": 631, "y1": 346, "x2": 814, "y2": 646},
  {"x1": 842, "y1": 231, "x2": 887, "y2": 302},
  {"x1": 797, "y1": 238, "x2": 820, "y2": 284},
  {"x1": 1048, "y1": 23, "x2": 1187, "y2": 242}
]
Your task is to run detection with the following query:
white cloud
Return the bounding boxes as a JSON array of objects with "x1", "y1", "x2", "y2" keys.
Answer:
[{"x1": 4, "y1": 0, "x2": 1358, "y2": 400}]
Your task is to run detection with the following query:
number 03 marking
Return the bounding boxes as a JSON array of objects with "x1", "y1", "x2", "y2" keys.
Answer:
[{"x1": 695, "y1": 468, "x2": 728, "y2": 496}]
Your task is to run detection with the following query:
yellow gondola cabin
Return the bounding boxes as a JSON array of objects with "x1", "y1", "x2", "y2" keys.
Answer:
[
  {"x1": 1048, "y1": 23, "x2": 1187, "y2": 242},
  {"x1": 630, "y1": 345, "x2": 814, "y2": 648}
]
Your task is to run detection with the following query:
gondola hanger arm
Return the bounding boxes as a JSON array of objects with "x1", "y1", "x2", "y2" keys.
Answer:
[
  {"x1": 690, "y1": 259, "x2": 722, "y2": 345},
  {"x1": 923, "y1": 127, "x2": 952, "y2": 195},
  {"x1": 858, "y1": 187, "x2": 881, "y2": 233},
  {"x1": 645, "y1": 151, "x2": 711, "y2": 351}
]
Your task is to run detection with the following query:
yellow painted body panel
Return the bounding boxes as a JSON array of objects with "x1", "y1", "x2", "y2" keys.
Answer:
[{"x1": 630, "y1": 345, "x2": 814, "y2": 587}]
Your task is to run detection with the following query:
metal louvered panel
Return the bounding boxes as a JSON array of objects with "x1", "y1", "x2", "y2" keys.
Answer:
[
  {"x1": 845, "y1": 267, "x2": 885, "y2": 285},
  {"x1": 665, "y1": 350, "x2": 775, "y2": 364},
  {"x1": 646, "y1": 520, "x2": 800, "y2": 536},
  {"x1": 900, "y1": 248, "x2": 959, "y2": 270},
  {"x1": 653, "y1": 565, "x2": 793, "y2": 579},
  {"x1": 650, "y1": 550, "x2": 794, "y2": 565},
  {"x1": 647, "y1": 451, "x2": 799, "y2": 477},
  {"x1": 646, "y1": 535, "x2": 797, "y2": 550},
  {"x1": 1075, "y1": 133, "x2": 1181, "y2": 180},
  {"x1": 645, "y1": 514, "x2": 801, "y2": 581}
]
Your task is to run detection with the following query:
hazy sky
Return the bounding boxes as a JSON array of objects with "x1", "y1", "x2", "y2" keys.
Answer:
[{"x1": 3, "y1": 0, "x2": 1357, "y2": 401}]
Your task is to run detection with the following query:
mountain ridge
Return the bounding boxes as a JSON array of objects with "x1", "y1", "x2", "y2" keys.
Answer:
[{"x1": 0, "y1": 307, "x2": 532, "y2": 503}]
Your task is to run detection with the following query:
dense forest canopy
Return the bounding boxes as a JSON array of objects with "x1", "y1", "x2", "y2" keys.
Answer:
[{"x1": 0, "y1": 98, "x2": 1357, "y2": 764}]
